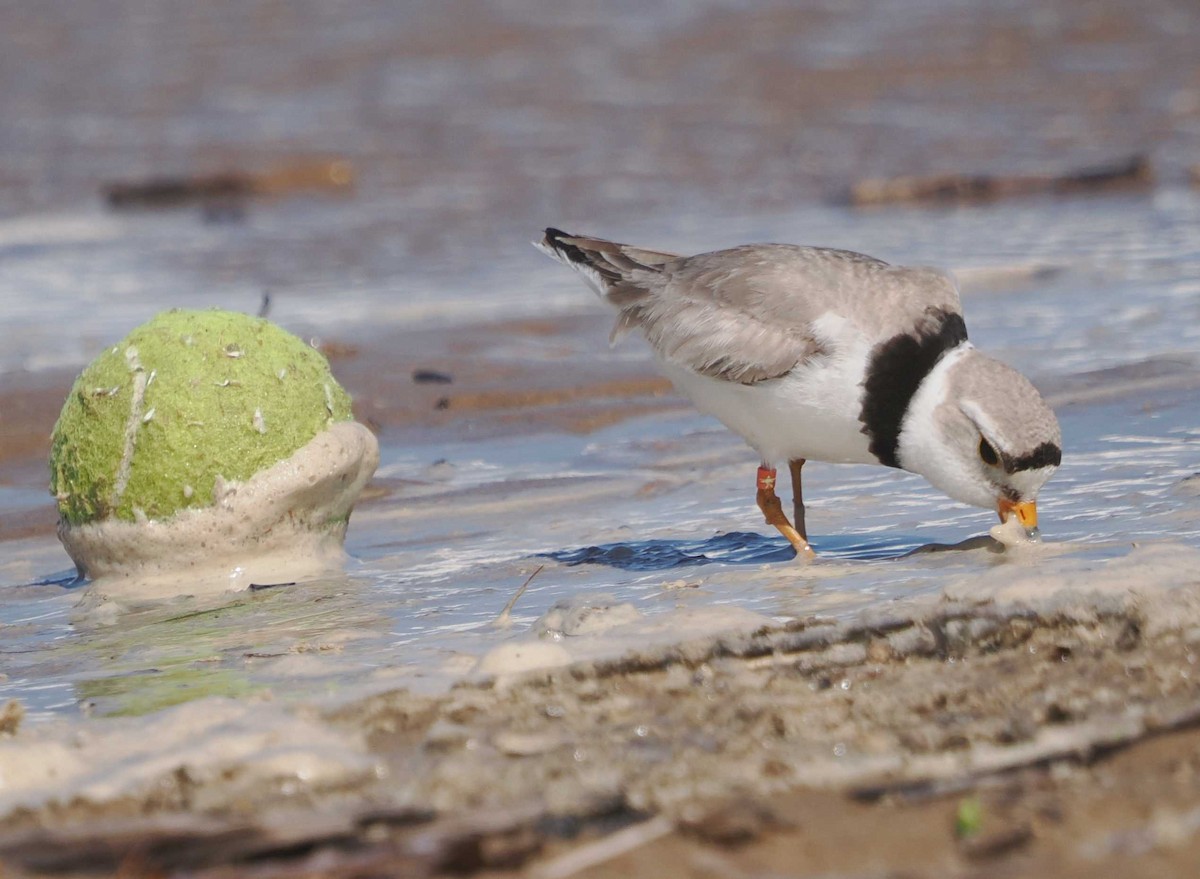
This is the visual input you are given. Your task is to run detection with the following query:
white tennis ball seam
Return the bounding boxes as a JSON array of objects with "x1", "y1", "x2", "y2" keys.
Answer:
[{"x1": 111, "y1": 345, "x2": 148, "y2": 511}]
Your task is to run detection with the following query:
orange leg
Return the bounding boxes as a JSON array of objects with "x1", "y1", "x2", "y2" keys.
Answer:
[{"x1": 757, "y1": 466, "x2": 815, "y2": 559}]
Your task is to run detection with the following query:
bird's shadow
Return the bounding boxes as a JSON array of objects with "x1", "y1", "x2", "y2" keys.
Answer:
[{"x1": 539, "y1": 530, "x2": 968, "y2": 571}]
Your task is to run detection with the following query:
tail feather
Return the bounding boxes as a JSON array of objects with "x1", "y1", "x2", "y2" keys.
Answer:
[{"x1": 534, "y1": 228, "x2": 677, "y2": 299}]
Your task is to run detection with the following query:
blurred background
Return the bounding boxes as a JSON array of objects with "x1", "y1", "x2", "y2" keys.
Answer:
[
  {"x1": 4, "y1": 0, "x2": 1199, "y2": 216},
  {"x1": 1, "y1": 0, "x2": 1197, "y2": 352}
]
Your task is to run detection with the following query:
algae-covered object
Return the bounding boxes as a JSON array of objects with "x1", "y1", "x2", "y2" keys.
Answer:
[
  {"x1": 49, "y1": 309, "x2": 378, "y2": 592},
  {"x1": 51, "y1": 308, "x2": 353, "y2": 525}
]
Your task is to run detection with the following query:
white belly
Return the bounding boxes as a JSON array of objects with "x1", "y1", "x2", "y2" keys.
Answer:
[{"x1": 656, "y1": 335, "x2": 877, "y2": 469}]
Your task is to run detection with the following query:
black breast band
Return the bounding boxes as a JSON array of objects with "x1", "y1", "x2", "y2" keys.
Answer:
[{"x1": 859, "y1": 309, "x2": 968, "y2": 468}]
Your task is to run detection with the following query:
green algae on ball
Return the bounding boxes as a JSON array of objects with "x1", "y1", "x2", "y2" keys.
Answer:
[{"x1": 50, "y1": 309, "x2": 354, "y2": 526}]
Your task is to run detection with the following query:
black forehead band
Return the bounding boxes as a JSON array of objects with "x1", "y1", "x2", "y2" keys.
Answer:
[{"x1": 1001, "y1": 441, "x2": 1062, "y2": 474}]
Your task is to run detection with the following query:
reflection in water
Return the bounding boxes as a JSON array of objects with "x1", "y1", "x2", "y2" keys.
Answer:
[
  {"x1": 76, "y1": 666, "x2": 264, "y2": 718},
  {"x1": 63, "y1": 577, "x2": 392, "y2": 717}
]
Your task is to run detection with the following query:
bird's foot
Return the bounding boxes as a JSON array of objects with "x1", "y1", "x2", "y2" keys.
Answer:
[{"x1": 757, "y1": 467, "x2": 816, "y2": 560}]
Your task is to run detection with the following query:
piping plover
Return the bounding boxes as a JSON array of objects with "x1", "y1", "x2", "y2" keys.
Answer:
[{"x1": 536, "y1": 228, "x2": 1062, "y2": 557}]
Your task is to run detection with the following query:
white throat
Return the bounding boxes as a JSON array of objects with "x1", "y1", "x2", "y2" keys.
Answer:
[{"x1": 895, "y1": 342, "x2": 992, "y2": 507}]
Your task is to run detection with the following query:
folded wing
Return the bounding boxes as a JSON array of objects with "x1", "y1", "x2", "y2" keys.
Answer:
[{"x1": 536, "y1": 228, "x2": 963, "y2": 386}]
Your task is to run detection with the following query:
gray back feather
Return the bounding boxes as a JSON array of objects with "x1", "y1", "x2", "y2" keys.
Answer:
[{"x1": 537, "y1": 230, "x2": 964, "y2": 385}]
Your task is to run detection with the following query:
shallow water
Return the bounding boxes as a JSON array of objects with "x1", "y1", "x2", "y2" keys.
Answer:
[
  {"x1": 1, "y1": 2, "x2": 1199, "y2": 726},
  {"x1": 3, "y1": 352, "x2": 1198, "y2": 721}
]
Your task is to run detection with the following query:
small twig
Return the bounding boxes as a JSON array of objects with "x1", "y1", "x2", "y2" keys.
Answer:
[
  {"x1": 531, "y1": 815, "x2": 674, "y2": 879},
  {"x1": 491, "y1": 565, "x2": 544, "y2": 629},
  {"x1": 249, "y1": 581, "x2": 296, "y2": 592}
]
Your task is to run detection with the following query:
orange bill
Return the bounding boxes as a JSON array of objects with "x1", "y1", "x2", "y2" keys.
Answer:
[{"x1": 997, "y1": 498, "x2": 1038, "y2": 529}]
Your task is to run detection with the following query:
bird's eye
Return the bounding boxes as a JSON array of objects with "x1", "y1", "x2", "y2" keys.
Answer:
[{"x1": 978, "y1": 438, "x2": 999, "y2": 466}]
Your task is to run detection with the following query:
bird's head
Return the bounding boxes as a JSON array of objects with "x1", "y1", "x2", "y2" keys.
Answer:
[{"x1": 899, "y1": 348, "x2": 1062, "y2": 535}]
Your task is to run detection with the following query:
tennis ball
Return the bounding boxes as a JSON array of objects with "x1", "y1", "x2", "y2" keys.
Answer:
[{"x1": 50, "y1": 309, "x2": 354, "y2": 526}]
